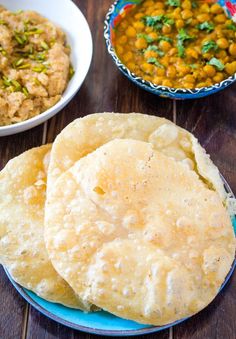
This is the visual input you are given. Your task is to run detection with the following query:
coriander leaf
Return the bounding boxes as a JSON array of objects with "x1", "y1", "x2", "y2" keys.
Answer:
[
  {"x1": 208, "y1": 57, "x2": 224, "y2": 70},
  {"x1": 166, "y1": 0, "x2": 180, "y2": 7},
  {"x1": 192, "y1": 1, "x2": 198, "y2": 8},
  {"x1": 142, "y1": 15, "x2": 163, "y2": 27},
  {"x1": 177, "y1": 28, "x2": 195, "y2": 57},
  {"x1": 163, "y1": 16, "x2": 174, "y2": 26},
  {"x1": 146, "y1": 45, "x2": 164, "y2": 56},
  {"x1": 197, "y1": 21, "x2": 215, "y2": 33},
  {"x1": 177, "y1": 40, "x2": 185, "y2": 57},
  {"x1": 142, "y1": 15, "x2": 174, "y2": 30},
  {"x1": 147, "y1": 57, "x2": 164, "y2": 68},
  {"x1": 137, "y1": 33, "x2": 156, "y2": 43},
  {"x1": 202, "y1": 40, "x2": 218, "y2": 54},
  {"x1": 178, "y1": 28, "x2": 195, "y2": 42},
  {"x1": 157, "y1": 36, "x2": 173, "y2": 43},
  {"x1": 226, "y1": 23, "x2": 236, "y2": 31}
]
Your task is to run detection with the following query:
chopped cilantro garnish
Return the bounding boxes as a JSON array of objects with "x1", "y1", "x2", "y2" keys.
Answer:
[
  {"x1": 197, "y1": 21, "x2": 215, "y2": 33},
  {"x1": 166, "y1": 0, "x2": 180, "y2": 7},
  {"x1": 142, "y1": 15, "x2": 174, "y2": 30},
  {"x1": 226, "y1": 23, "x2": 236, "y2": 31},
  {"x1": 202, "y1": 40, "x2": 218, "y2": 54},
  {"x1": 208, "y1": 57, "x2": 224, "y2": 70},
  {"x1": 177, "y1": 28, "x2": 195, "y2": 57},
  {"x1": 157, "y1": 36, "x2": 173, "y2": 43},
  {"x1": 146, "y1": 45, "x2": 164, "y2": 56},
  {"x1": 147, "y1": 57, "x2": 164, "y2": 68},
  {"x1": 137, "y1": 33, "x2": 156, "y2": 43},
  {"x1": 192, "y1": 1, "x2": 198, "y2": 8}
]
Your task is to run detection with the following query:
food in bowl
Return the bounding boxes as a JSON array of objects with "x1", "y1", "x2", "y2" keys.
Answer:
[
  {"x1": 113, "y1": 0, "x2": 236, "y2": 89},
  {"x1": 0, "y1": 5, "x2": 73, "y2": 126}
]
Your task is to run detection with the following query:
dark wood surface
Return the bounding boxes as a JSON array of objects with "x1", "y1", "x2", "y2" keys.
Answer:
[{"x1": 0, "y1": 0, "x2": 235, "y2": 338}]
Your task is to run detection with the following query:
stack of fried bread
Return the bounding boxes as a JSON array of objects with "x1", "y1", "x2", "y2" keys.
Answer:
[{"x1": 0, "y1": 113, "x2": 235, "y2": 325}]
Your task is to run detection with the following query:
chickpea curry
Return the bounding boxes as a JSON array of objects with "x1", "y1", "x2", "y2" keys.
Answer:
[{"x1": 114, "y1": 0, "x2": 236, "y2": 89}]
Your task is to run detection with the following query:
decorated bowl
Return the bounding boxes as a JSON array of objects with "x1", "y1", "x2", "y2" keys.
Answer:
[{"x1": 104, "y1": 0, "x2": 236, "y2": 99}]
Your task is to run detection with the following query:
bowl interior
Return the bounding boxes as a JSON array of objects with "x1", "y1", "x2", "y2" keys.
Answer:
[
  {"x1": 0, "y1": 0, "x2": 93, "y2": 135},
  {"x1": 105, "y1": 0, "x2": 236, "y2": 98}
]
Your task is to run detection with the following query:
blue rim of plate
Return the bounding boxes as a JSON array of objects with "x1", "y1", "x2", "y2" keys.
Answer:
[{"x1": 3, "y1": 177, "x2": 236, "y2": 336}]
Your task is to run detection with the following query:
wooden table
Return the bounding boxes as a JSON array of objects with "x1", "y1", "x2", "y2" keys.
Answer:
[{"x1": 0, "y1": 1, "x2": 235, "y2": 338}]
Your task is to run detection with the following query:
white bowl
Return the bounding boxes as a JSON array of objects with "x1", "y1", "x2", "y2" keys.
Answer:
[{"x1": 0, "y1": 0, "x2": 93, "y2": 136}]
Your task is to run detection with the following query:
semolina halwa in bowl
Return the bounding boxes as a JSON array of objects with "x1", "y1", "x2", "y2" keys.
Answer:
[{"x1": 0, "y1": 0, "x2": 92, "y2": 136}]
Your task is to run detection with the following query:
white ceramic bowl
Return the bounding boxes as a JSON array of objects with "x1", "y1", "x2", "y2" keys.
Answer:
[{"x1": 0, "y1": 0, "x2": 93, "y2": 136}]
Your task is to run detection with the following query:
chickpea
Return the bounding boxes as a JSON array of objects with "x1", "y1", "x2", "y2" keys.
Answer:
[
  {"x1": 117, "y1": 36, "x2": 128, "y2": 45},
  {"x1": 133, "y1": 21, "x2": 145, "y2": 32},
  {"x1": 159, "y1": 40, "x2": 171, "y2": 52},
  {"x1": 225, "y1": 61, "x2": 236, "y2": 75},
  {"x1": 148, "y1": 32, "x2": 158, "y2": 40},
  {"x1": 162, "y1": 25, "x2": 172, "y2": 34},
  {"x1": 168, "y1": 47, "x2": 177, "y2": 56},
  {"x1": 182, "y1": 0, "x2": 192, "y2": 10},
  {"x1": 183, "y1": 82, "x2": 195, "y2": 89},
  {"x1": 216, "y1": 50, "x2": 227, "y2": 59},
  {"x1": 184, "y1": 74, "x2": 195, "y2": 83},
  {"x1": 214, "y1": 14, "x2": 227, "y2": 24},
  {"x1": 155, "y1": 2, "x2": 165, "y2": 9},
  {"x1": 144, "y1": 50, "x2": 157, "y2": 59},
  {"x1": 205, "y1": 78, "x2": 213, "y2": 86},
  {"x1": 156, "y1": 68, "x2": 165, "y2": 76},
  {"x1": 203, "y1": 65, "x2": 216, "y2": 77},
  {"x1": 162, "y1": 79, "x2": 173, "y2": 87},
  {"x1": 216, "y1": 38, "x2": 229, "y2": 49},
  {"x1": 167, "y1": 65, "x2": 176, "y2": 78},
  {"x1": 181, "y1": 9, "x2": 193, "y2": 19},
  {"x1": 126, "y1": 62, "x2": 136, "y2": 72},
  {"x1": 151, "y1": 9, "x2": 165, "y2": 16},
  {"x1": 213, "y1": 72, "x2": 224, "y2": 83},
  {"x1": 161, "y1": 56, "x2": 170, "y2": 67},
  {"x1": 176, "y1": 64, "x2": 190, "y2": 75},
  {"x1": 116, "y1": 45, "x2": 124, "y2": 55},
  {"x1": 135, "y1": 37, "x2": 147, "y2": 50},
  {"x1": 176, "y1": 19, "x2": 184, "y2": 29},
  {"x1": 126, "y1": 26, "x2": 136, "y2": 38},
  {"x1": 143, "y1": 0, "x2": 154, "y2": 7},
  {"x1": 186, "y1": 48, "x2": 199, "y2": 59},
  {"x1": 123, "y1": 51, "x2": 133, "y2": 62},
  {"x1": 153, "y1": 76, "x2": 163, "y2": 84},
  {"x1": 172, "y1": 7, "x2": 182, "y2": 19},
  {"x1": 229, "y1": 43, "x2": 236, "y2": 56},
  {"x1": 141, "y1": 62, "x2": 154, "y2": 74},
  {"x1": 197, "y1": 13, "x2": 210, "y2": 22},
  {"x1": 199, "y1": 3, "x2": 210, "y2": 13},
  {"x1": 197, "y1": 82, "x2": 207, "y2": 87},
  {"x1": 134, "y1": 13, "x2": 144, "y2": 20},
  {"x1": 224, "y1": 56, "x2": 230, "y2": 63},
  {"x1": 210, "y1": 3, "x2": 223, "y2": 14}
]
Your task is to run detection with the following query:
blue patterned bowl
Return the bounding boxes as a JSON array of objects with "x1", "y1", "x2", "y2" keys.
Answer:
[{"x1": 104, "y1": 0, "x2": 236, "y2": 99}]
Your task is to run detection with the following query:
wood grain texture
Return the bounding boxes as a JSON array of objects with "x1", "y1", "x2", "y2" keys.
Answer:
[{"x1": 0, "y1": 0, "x2": 235, "y2": 338}]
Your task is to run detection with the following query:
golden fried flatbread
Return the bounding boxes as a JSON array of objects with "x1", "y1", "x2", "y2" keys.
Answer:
[
  {"x1": 0, "y1": 145, "x2": 90, "y2": 310},
  {"x1": 47, "y1": 113, "x2": 226, "y2": 200},
  {"x1": 45, "y1": 139, "x2": 235, "y2": 325}
]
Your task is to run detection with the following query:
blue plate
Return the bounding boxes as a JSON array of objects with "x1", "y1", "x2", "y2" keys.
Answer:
[{"x1": 4, "y1": 179, "x2": 236, "y2": 336}]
